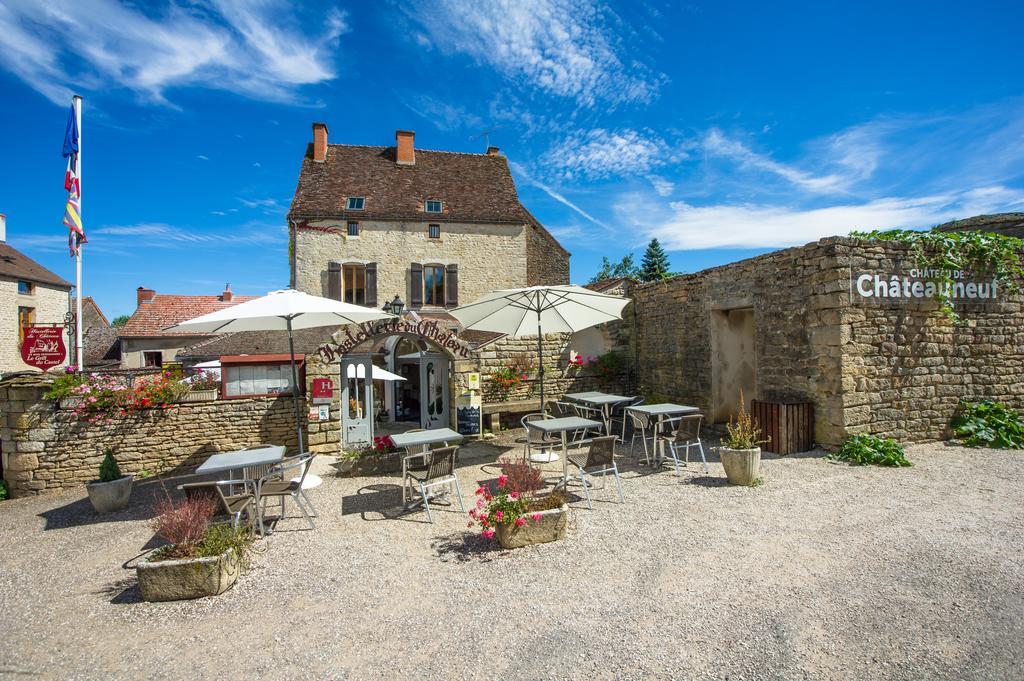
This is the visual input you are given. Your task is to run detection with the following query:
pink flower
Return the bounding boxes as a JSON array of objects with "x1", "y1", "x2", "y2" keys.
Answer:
[
  {"x1": 475, "y1": 486, "x2": 485, "y2": 496},
  {"x1": 497, "y1": 474, "x2": 508, "y2": 488},
  {"x1": 494, "y1": 510, "x2": 504, "y2": 522},
  {"x1": 531, "y1": 513, "x2": 541, "y2": 521},
  {"x1": 514, "y1": 517, "x2": 526, "y2": 527},
  {"x1": 467, "y1": 522, "x2": 474, "y2": 528},
  {"x1": 476, "y1": 499, "x2": 485, "y2": 509},
  {"x1": 509, "y1": 491, "x2": 519, "y2": 500},
  {"x1": 468, "y1": 509, "x2": 477, "y2": 519},
  {"x1": 481, "y1": 529, "x2": 495, "y2": 539}
]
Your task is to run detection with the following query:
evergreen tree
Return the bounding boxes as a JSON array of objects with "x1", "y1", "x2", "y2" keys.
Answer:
[{"x1": 640, "y1": 238, "x2": 671, "y2": 282}]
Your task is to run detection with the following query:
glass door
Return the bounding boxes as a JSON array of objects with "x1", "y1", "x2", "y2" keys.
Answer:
[
  {"x1": 341, "y1": 355, "x2": 374, "y2": 445},
  {"x1": 419, "y1": 353, "x2": 450, "y2": 430}
]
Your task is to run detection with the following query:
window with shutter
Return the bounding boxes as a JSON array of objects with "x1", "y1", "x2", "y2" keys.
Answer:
[
  {"x1": 327, "y1": 262, "x2": 342, "y2": 301},
  {"x1": 445, "y1": 263, "x2": 458, "y2": 307},
  {"x1": 342, "y1": 264, "x2": 366, "y2": 305},
  {"x1": 365, "y1": 262, "x2": 378, "y2": 307},
  {"x1": 423, "y1": 265, "x2": 445, "y2": 306},
  {"x1": 409, "y1": 263, "x2": 423, "y2": 307}
]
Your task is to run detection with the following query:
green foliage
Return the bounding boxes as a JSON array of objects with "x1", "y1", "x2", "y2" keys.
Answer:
[
  {"x1": 829, "y1": 434, "x2": 911, "y2": 467},
  {"x1": 590, "y1": 254, "x2": 640, "y2": 284},
  {"x1": 43, "y1": 373, "x2": 87, "y2": 401},
  {"x1": 951, "y1": 400, "x2": 1024, "y2": 448},
  {"x1": 850, "y1": 227, "x2": 1024, "y2": 323},
  {"x1": 640, "y1": 238, "x2": 672, "y2": 282},
  {"x1": 98, "y1": 449, "x2": 123, "y2": 482},
  {"x1": 196, "y1": 523, "x2": 255, "y2": 569},
  {"x1": 723, "y1": 392, "x2": 768, "y2": 450},
  {"x1": 111, "y1": 314, "x2": 130, "y2": 328},
  {"x1": 0, "y1": 480, "x2": 8, "y2": 501}
]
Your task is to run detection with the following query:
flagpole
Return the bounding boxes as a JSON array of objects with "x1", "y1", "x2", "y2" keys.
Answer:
[{"x1": 73, "y1": 95, "x2": 83, "y2": 372}]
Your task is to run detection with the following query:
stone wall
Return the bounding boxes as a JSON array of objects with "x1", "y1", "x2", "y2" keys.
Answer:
[
  {"x1": 0, "y1": 278, "x2": 71, "y2": 374},
  {"x1": 0, "y1": 376, "x2": 302, "y2": 498},
  {"x1": 630, "y1": 237, "x2": 1024, "y2": 447},
  {"x1": 525, "y1": 222, "x2": 570, "y2": 286}
]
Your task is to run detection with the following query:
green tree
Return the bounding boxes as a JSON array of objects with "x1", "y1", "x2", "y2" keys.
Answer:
[
  {"x1": 639, "y1": 238, "x2": 672, "y2": 282},
  {"x1": 111, "y1": 315, "x2": 130, "y2": 328},
  {"x1": 589, "y1": 254, "x2": 640, "y2": 284}
]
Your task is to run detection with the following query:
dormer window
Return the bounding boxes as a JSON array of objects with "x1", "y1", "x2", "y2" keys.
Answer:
[
  {"x1": 425, "y1": 199, "x2": 443, "y2": 213},
  {"x1": 346, "y1": 197, "x2": 365, "y2": 210}
]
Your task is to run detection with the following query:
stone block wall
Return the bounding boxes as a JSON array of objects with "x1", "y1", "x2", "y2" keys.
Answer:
[
  {"x1": 525, "y1": 222, "x2": 570, "y2": 286},
  {"x1": 0, "y1": 376, "x2": 302, "y2": 498}
]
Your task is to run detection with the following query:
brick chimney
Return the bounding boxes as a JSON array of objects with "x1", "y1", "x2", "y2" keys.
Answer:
[
  {"x1": 221, "y1": 283, "x2": 233, "y2": 302},
  {"x1": 396, "y1": 130, "x2": 415, "y2": 165},
  {"x1": 137, "y1": 287, "x2": 156, "y2": 305},
  {"x1": 312, "y1": 122, "x2": 328, "y2": 162},
  {"x1": 486, "y1": 146, "x2": 500, "y2": 156}
]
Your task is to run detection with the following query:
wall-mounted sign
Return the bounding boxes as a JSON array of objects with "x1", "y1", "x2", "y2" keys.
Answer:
[
  {"x1": 21, "y1": 325, "x2": 66, "y2": 370},
  {"x1": 318, "y1": 318, "x2": 473, "y2": 362},
  {"x1": 312, "y1": 378, "x2": 334, "y2": 404},
  {"x1": 466, "y1": 372, "x2": 480, "y2": 390},
  {"x1": 852, "y1": 269, "x2": 1000, "y2": 302},
  {"x1": 308, "y1": 406, "x2": 320, "y2": 421},
  {"x1": 318, "y1": 404, "x2": 330, "y2": 421}
]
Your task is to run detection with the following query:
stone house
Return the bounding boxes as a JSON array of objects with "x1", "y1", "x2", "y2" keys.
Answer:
[
  {"x1": 119, "y1": 284, "x2": 256, "y2": 369},
  {"x1": 0, "y1": 215, "x2": 73, "y2": 374}
]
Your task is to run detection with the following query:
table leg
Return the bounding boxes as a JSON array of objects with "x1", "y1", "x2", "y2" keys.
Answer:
[{"x1": 561, "y1": 431, "x2": 568, "y2": 487}]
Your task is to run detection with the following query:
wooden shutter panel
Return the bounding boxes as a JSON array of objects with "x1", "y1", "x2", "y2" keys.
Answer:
[
  {"x1": 327, "y1": 262, "x2": 342, "y2": 301},
  {"x1": 445, "y1": 263, "x2": 458, "y2": 307},
  {"x1": 365, "y1": 262, "x2": 377, "y2": 307},
  {"x1": 409, "y1": 263, "x2": 423, "y2": 307}
]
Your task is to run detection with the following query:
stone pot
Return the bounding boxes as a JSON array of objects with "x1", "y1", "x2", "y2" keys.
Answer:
[
  {"x1": 86, "y1": 475, "x2": 133, "y2": 513},
  {"x1": 495, "y1": 504, "x2": 568, "y2": 549},
  {"x1": 719, "y1": 447, "x2": 761, "y2": 486},
  {"x1": 137, "y1": 548, "x2": 239, "y2": 602},
  {"x1": 180, "y1": 389, "x2": 218, "y2": 403}
]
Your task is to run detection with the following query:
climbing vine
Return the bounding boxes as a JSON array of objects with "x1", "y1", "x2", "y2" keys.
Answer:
[{"x1": 850, "y1": 228, "x2": 1024, "y2": 323}]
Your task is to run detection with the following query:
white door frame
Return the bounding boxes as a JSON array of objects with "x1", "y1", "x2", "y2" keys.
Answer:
[
  {"x1": 419, "y1": 352, "x2": 450, "y2": 430},
  {"x1": 341, "y1": 355, "x2": 374, "y2": 446}
]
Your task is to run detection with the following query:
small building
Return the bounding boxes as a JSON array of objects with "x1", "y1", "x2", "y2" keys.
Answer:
[
  {"x1": 0, "y1": 214, "x2": 73, "y2": 374},
  {"x1": 119, "y1": 284, "x2": 256, "y2": 369}
]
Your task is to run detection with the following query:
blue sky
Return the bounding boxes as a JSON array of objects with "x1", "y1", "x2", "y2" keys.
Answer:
[{"x1": 1, "y1": 1, "x2": 1022, "y2": 319}]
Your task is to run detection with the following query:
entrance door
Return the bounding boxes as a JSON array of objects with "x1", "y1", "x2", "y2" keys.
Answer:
[
  {"x1": 341, "y1": 355, "x2": 374, "y2": 446},
  {"x1": 711, "y1": 308, "x2": 757, "y2": 423},
  {"x1": 419, "y1": 353, "x2": 450, "y2": 430}
]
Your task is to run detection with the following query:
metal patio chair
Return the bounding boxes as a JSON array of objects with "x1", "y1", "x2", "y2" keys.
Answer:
[
  {"x1": 566, "y1": 435, "x2": 624, "y2": 510},
  {"x1": 403, "y1": 446, "x2": 464, "y2": 523},
  {"x1": 610, "y1": 396, "x2": 644, "y2": 442},
  {"x1": 521, "y1": 413, "x2": 560, "y2": 459},
  {"x1": 254, "y1": 453, "x2": 316, "y2": 534},
  {"x1": 628, "y1": 409, "x2": 656, "y2": 463},
  {"x1": 178, "y1": 480, "x2": 256, "y2": 529},
  {"x1": 663, "y1": 413, "x2": 709, "y2": 476}
]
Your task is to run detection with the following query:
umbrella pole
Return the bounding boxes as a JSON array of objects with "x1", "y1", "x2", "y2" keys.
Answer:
[
  {"x1": 286, "y1": 316, "x2": 305, "y2": 454},
  {"x1": 536, "y1": 299, "x2": 545, "y2": 414}
]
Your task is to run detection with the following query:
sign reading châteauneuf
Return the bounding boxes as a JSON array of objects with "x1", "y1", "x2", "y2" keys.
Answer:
[{"x1": 853, "y1": 268, "x2": 1000, "y2": 302}]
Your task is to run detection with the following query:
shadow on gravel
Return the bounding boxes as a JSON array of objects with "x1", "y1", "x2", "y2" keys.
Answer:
[
  {"x1": 37, "y1": 491, "x2": 157, "y2": 530},
  {"x1": 341, "y1": 484, "x2": 463, "y2": 524},
  {"x1": 99, "y1": 577, "x2": 144, "y2": 605},
  {"x1": 685, "y1": 475, "x2": 731, "y2": 488},
  {"x1": 431, "y1": 532, "x2": 507, "y2": 563}
]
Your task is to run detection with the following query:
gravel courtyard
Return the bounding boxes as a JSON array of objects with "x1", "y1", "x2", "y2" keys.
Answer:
[{"x1": 0, "y1": 438, "x2": 1021, "y2": 680}]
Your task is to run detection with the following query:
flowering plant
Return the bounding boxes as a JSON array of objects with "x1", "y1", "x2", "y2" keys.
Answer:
[
  {"x1": 185, "y1": 370, "x2": 220, "y2": 391},
  {"x1": 48, "y1": 371, "x2": 187, "y2": 423},
  {"x1": 490, "y1": 364, "x2": 528, "y2": 399},
  {"x1": 371, "y1": 435, "x2": 398, "y2": 454},
  {"x1": 467, "y1": 464, "x2": 567, "y2": 540},
  {"x1": 588, "y1": 351, "x2": 623, "y2": 384}
]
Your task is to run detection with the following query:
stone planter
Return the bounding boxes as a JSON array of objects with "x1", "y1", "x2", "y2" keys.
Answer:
[
  {"x1": 86, "y1": 475, "x2": 133, "y2": 513},
  {"x1": 137, "y1": 548, "x2": 239, "y2": 602},
  {"x1": 179, "y1": 389, "x2": 218, "y2": 403},
  {"x1": 495, "y1": 504, "x2": 568, "y2": 549},
  {"x1": 719, "y1": 447, "x2": 761, "y2": 486}
]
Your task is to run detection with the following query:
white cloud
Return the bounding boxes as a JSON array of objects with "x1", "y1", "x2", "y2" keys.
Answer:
[
  {"x1": 197, "y1": 155, "x2": 209, "y2": 161},
  {"x1": 0, "y1": 0, "x2": 348, "y2": 105},
  {"x1": 406, "y1": 0, "x2": 665, "y2": 107},
  {"x1": 622, "y1": 186, "x2": 1024, "y2": 251},
  {"x1": 237, "y1": 197, "x2": 284, "y2": 213},
  {"x1": 647, "y1": 176, "x2": 674, "y2": 197},
  {"x1": 93, "y1": 221, "x2": 286, "y2": 246},
  {"x1": 703, "y1": 128, "x2": 846, "y2": 192},
  {"x1": 543, "y1": 128, "x2": 677, "y2": 180},
  {"x1": 508, "y1": 160, "x2": 609, "y2": 229},
  {"x1": 400, "y1": 94, "x2": 483, "y2": 133}
]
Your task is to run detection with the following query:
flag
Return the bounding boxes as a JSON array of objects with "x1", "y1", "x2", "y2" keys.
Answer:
[
  {"x1": 62, "y1": 102, "x2": 84, "y2": 255},
  {"x1": 64, "y1": 195, "x2": 86, "y2": 255}
]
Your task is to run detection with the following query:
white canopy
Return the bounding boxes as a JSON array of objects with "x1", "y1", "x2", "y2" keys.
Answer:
[
  {"x1": 346, "y1": 364, "x2": 405, "y2": 381},
  {"x1": 450, "y1": 285, "x2": 629, "y2": 336}
]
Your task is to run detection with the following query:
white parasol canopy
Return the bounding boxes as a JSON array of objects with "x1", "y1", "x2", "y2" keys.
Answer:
[
  {"x1": 451, "y1": 285, "x2": 630, "y2": 412},
  {"x1": 346, "y1": 364, "x2": 406, "y2": 382},
  {"x1": 166, "y1": 289, "x2": 394, "y2": 452}
]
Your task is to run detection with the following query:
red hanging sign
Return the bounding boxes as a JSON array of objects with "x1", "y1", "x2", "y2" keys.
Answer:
[
  {"x1": 312, "y1": 378, "x2": 334, "y2": 399},
  {"x1": 21, "y1": 325, "x2": 67, "y2": 371}
]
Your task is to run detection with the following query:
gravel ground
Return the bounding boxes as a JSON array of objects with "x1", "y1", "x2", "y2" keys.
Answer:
[{"x1": 0, "y1": 436, "x2": 1021, "y2": 680}]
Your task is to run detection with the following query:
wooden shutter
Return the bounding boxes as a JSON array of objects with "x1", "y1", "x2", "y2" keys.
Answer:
[
  {"x1": 327, "y1": 262, "x2": 342, "y2": 301},
  {"x1": 445, "y1": 263, "x2": 459, "y2": 307},
  {"x1": 365, "y1": 262, "x2": 378, "y2": 308},
  {"x1": 409, "y1": 263, "x2": 423, "y2": 307}
]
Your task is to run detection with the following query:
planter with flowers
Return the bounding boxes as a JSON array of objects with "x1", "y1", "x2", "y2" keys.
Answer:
[
  {"x1": 179, "y1": 370, "x2": 220, "y2": 402},
  {"x1": 334, "y1": 435, "x2": 402, "y2": 476},
  {"x1": 469, "y1": 458, "x2": 568, "y2": 549},
  {"x1": 44, "y1": 371, "x2": 187, "y2": 423},
  {"x1": 719, "y1": 391, "x2": 769, "y2": 486},
  {"x1": 588, "y1": 350, "x2": 624, "y2": 387}
]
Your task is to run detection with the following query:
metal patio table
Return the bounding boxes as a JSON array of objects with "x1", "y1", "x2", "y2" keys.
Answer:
[
  {"x1": 563, "y1": 391, "x2": 633, "y2": 435},
  {"x1": 524, "y1": 415, "x2": 602, "y2": 485},
  {"x1": 195, "y1": 445, "x2": 286, "y2": 478},
  {"x1": 391, "y1": 428, "x2": 465, "y2": 504},
  {"x1": 625, "y1": 403, "x2": 700, "y2": 464}
]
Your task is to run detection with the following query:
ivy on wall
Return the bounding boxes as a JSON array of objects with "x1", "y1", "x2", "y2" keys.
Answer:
[{"x1": 851, "y1": 228, "x2": 1024, "y2": 323}]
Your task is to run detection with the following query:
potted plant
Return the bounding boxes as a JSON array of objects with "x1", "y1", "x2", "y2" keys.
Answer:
[
  {"x1": 180, "y1": 370, "x2": 220, "y2": 402},
  {"x1": 719, "y1": 392, "x2": 768, "y2": 486},
  {"x1": 469, "y1": 459, "x2": 568, "y2": 549},
  {"x1": 86, "y1": 449, "x2": 133, "y2": 513},
  {"x1": 137, "y1": 494, "x2": 254, "y2": 602}
]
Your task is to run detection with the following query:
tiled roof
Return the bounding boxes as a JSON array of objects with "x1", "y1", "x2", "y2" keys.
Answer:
[
  {"x1": 289, "y1": 144, "x2": 533, "y2": 225},
  {"x1": 0, "y1": 243, "x2": 73, "y2": 289},
  {"x1": 83, "y1": 325, "x2": 121, "y2": 368},
  {"x1": 120, "y1": 294, "x2": 258, "y2": 338},
  {"x1": 176, "y1": 327, "x2": 340, "y2": 360}
]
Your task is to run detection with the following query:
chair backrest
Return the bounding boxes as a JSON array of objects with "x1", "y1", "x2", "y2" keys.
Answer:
[
  {"x1": 630, "y1": 396, "x2": 646, "y2": 407},
  {"x1": 404, "y1": 428, "x2": 428, "y2": 454},
  {"x1": 586, "y1": 436, "x2": 616, "y2": 467},
  {"x1": 424, "y1": 446, "x2": 458, "y2": 481},
  {"x1": 522, "y1": 413, "x2": 550, "y2": 444},
  {"x1": 673, "y1": 414, "x2": 703, "y2": 442},
  {"x1": 628, "y1": 410, "x2": 650, "y2": 430},
  {"x1": 546, "y1": 401, "x2": 573, "y2": 418},
  {"x1": 261, "y1": 453, "x2": 314, "y2": 488}
]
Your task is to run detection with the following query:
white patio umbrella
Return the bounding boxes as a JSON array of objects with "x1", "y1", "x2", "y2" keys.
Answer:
[
  {"x1": 451, "y1": 285, "x2": 630, "y2": 412},
  {"x1": 165, "y1": 289, "x2": 395, "y2": 453},
  {"x1": 345, "y1": 363, "x2": 406, "y2": 381}
]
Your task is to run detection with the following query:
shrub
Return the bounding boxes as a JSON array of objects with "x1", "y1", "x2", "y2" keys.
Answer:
[
  {"x1": 498, "y1": 455, "x2": 546, "y2": 497},
  {"x1": 43, "y1": 373, "x2": 87, "y2": 401},
  {"x1": 829, "y1": 434, "x2": 911, "y2": 467},
  {"x1": 723, "y1": 391, "x2": 768, "y2": 450},
  {"x1": 951, "y1": 400, "x2": 1024, "y2": 448},
  {"x1": 185, "y1": 370, "x2": 220, "y2": 391},
  {"x1": 98, "y1": 449, "x2": 123, "y2": 482},
  {"x1": 151, "y1": 493, "x2": 218, "y2": 558},
  {"x1": 0, "y1": 480, "x2": 8, "y2": 501},
  {"x1": 589, "y1": 351, "x2": 623, "y2": 383},
  {"x1": 195, "y1": 523, "x2": 255, "y2": 568}
]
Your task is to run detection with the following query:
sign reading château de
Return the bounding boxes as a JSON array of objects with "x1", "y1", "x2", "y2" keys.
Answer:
[
  {"x1": 318, "y1": 318, "x2": 473, "y2": 361},
  {"x1": 853, "y1": 268, "x2": 1000, "y2": 302},
  {"x1": 21, "y1": 325, "x2": 66, "y2": 370}
]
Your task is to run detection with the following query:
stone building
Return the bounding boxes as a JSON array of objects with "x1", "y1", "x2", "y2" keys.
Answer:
[{"x1": 0, "y1": 215, "x2": 73, "y2": 374}]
